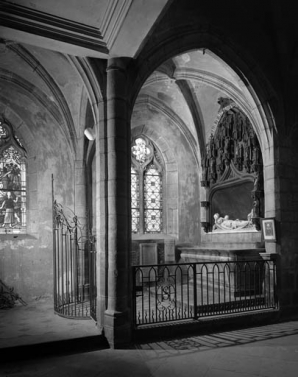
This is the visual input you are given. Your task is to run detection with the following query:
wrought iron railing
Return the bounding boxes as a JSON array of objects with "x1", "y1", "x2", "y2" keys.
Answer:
[
  {"x1": 53, "y1": 201, "x2": 97, "y2": 320},
  {"x1": 132, "y1": 257, "x2": 278, "y2": 327}
]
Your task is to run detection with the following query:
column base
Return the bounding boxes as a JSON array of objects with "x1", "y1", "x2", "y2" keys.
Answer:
[{"x1": 104, "y1": 309, "x2": 132, "y2": 348}]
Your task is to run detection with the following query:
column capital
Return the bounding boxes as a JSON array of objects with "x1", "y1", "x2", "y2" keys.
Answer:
[{"x1": 106, "y1": 57, "x2": 132, "y2": 73}]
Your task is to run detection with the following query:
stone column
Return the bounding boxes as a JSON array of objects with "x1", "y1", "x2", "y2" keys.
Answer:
[
  {"x1": 95, "y1": 101, "x2": 108, "y2": 335},
  {"x1": 104, "y1": 58, "x2": 131, "y2": 347}
]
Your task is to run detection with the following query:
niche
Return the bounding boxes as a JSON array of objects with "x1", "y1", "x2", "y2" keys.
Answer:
[{"x1": 211, "y1": 180, "x2": 254, "y2": 222}]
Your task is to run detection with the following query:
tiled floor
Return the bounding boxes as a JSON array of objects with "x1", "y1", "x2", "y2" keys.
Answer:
[{"x1": 1, "y1": 299, "x2": 298, "y2": 376}]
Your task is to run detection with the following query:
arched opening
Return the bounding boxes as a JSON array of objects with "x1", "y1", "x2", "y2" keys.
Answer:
[
  {"x1": 131, "y1": 48, "x2": 278, "y2": 326},
  {"x1": 131, "y1": 48, "x2": 275, "y2": 262}
]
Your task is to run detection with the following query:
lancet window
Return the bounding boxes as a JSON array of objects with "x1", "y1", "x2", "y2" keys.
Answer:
[
  {"x1": 131, "y1": 137, "x2": 163, "y2": 234},
  {"x1": 0, "y1": 118, "x2": 27, "y2": 234}
]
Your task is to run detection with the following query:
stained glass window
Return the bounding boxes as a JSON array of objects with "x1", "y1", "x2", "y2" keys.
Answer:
[
  {"x1": 131, "y1": 137, "x2": 163, "y2": 234},
  {"x1": 0, "y1": 120, "x2": 26, "y2": 234}
]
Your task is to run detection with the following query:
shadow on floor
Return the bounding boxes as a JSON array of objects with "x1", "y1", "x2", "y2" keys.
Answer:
[
  {"x1": 132, "y1": 318, "x2": 298, "y2": 355},
  {"x1": 1, "y1": 335, "x2": 110, "y2": 362}
]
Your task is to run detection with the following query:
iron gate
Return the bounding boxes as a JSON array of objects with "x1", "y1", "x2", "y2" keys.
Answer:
[{"x1": 53, "y1": 200, "x2": 97, "y2": 320}]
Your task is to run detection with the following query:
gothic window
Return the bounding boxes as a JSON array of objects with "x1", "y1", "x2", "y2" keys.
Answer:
[
  {"x1": 0, "y1": 119, "x2": 27, "y2": 234},
  {"x1": 131, "y1": 137, "x2": 163, "y2": 234}
]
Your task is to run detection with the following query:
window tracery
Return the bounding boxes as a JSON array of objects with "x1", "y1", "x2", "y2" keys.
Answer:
[{"x1": 0, "y1": 118, "x2": 27, "y2": 234}]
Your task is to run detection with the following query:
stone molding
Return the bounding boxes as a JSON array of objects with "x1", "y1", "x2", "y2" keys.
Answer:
[
  {"x1": 68, "y1": 56, "x2": 103, "y2": 128},
  {"x1": 0, "y1": 2, "x2": 108, "y2": 54}
]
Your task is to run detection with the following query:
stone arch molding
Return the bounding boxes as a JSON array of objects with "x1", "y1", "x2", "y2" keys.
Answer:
[
  {"x1": 134, "y1": 95, "x2": 200, "y2": 168},
  {"x1": 6, "y1": 43, "x2": 77, "y2": 155},
  {"x1": 131, "y1": 29, "x2": 276, "y2": 157},
  {"x1": 131, "y1": 125, "x2": 179, "y2": 237}
]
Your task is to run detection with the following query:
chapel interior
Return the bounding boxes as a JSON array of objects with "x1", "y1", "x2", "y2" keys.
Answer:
[{"x1": 0, "y1": 0, "x2": 298, "y2": 348}]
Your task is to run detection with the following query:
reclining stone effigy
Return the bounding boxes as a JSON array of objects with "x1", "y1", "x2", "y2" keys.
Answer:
[{"x1": 213, "y1": 211, "x2": 255, "y2": 231}]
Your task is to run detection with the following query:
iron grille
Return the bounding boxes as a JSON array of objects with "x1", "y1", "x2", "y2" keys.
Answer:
[
  {"x1": 53, "y1": 200, "x2": 97, "y2": 321},
  {"x1": 131, "y1": 167, "x2": 140, "y2": 233},
  {"x1": 132, "y1": 257, "x2": 278, "y2": 326}
]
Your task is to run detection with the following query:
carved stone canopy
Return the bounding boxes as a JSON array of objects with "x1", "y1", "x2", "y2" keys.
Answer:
[{"x1": 202, "y1": 108, "x2": 262, "y2": 185}]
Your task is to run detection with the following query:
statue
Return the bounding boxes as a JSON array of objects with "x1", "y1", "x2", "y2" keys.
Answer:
[
  {"x1": 213, "y1": 212, "x2": 254, "y2": 231},
  {"x1": 224, "y1": 137, "x2": 230, "y2": 154},
  {"x1": 210, "y1": 156, "x2": 217, "y2": 182},
  {"x1": 252, "y1": 198, "x2": 260, "y2": 217},
  {"x1": 253, "y1": 173, "x2": 262, "y2": 192}
]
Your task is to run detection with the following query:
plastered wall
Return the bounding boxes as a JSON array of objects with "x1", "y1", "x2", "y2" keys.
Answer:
[{"x1": 0, "y1": 103, "x2": 74, "y2": 302}]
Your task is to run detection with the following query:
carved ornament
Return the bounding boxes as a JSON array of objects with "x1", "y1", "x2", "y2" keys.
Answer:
[{"x1": 200, "y1": 221, "x2": 209, "y2": 233}]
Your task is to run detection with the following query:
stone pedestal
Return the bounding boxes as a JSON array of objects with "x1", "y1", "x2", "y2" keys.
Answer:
[
  {"x1": 180, "y1": 246, "x2": 265, "y2": 262},
  {"x1": 164, "y1": 238, "x2": 175, "y2": 263}
]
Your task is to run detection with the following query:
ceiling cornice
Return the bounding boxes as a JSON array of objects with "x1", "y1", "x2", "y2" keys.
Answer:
[
  {"x1": 0, "y1": 1, "x2": 108, "y2": 56},
  {"x1": 100, "y1": 0, "x2": 132, "y2": 49},
  {"x1": 0, "y1": 0, "x2": 171, "y2": 58}
]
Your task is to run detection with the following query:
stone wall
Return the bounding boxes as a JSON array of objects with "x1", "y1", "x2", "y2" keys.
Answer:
[
  {"x1": 276, "y1": 134, "x2": 298, "y2": 315},
  {"x1": 0, "y1": 105, "x2": 75, "y2": 302}
]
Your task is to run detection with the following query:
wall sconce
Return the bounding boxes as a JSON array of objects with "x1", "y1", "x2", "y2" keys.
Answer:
[{"x1": 84, "y1": 127, "x2": 96, "y2": 141}]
